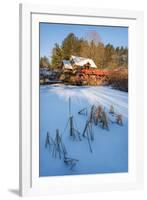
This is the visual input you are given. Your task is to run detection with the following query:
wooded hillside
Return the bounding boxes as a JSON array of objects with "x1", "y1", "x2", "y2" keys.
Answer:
[{"x1": 40, "y1": 32, "x2": 128, "y2": 69}]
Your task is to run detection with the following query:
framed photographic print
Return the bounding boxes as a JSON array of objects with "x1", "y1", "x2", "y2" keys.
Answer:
[{"x1": 19, "y1": 3, "x2": 144, "y2": 196}]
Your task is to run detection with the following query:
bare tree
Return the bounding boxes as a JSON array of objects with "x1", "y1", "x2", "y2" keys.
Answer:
[{"x1": 85, "y1": 30, "x2": 102, "y2": 45}]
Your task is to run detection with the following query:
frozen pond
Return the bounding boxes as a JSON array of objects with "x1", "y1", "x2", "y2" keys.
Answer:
[{"x1": 39, "y1": 85, "x2": 128, "y2": 176}]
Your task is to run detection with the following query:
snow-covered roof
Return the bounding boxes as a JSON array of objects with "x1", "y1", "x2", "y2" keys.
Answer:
[
  {"x1": 70, "y1": 55, "x2": 97, "y2": 68},
  {"x1": 62, "y1": 60, "x2": 73, "y2": 70}
]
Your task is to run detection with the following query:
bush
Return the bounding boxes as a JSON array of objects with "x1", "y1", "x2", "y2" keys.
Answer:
[{"x1": 108, "y1": 68, "x2": 128, "y2": 92}]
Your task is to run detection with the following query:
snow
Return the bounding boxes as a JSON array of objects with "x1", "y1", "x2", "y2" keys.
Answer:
[
  {"x1": 39, "y1": 85, "x2": 128, "y2": 177},
  {"x1": 71, "y1": 55, "x2": 97, "y2": 68},
  {"x1": 62, "y1": 60, "x2": 73, "y2": 70}
]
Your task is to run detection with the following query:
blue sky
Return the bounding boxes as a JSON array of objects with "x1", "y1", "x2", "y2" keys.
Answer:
[{"x1": 40, "y1": 23, "x2": 128, "y2": 61}]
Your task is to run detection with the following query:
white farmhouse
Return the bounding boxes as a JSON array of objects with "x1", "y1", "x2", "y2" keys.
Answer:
[
  {"x1": 62, "y1": 55, "x2": 97, "y2": 70},
  {"x1": 70, "y1": 55, "x2": 97, "y2": 68}
]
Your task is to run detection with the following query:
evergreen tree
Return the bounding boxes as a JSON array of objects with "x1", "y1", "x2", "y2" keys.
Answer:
[
  {"x1": 40, "y1": 56, "x2": 50, "y2": 68},
  {"x1": 51, "y1": 43, "x2": 63, "y2": 68},
  {"x1": 104, "y1": 44, "x2": 115, "y2": 68},
  {"x1": 61, "y1": 33, "x2": 81, "y2": 59}
]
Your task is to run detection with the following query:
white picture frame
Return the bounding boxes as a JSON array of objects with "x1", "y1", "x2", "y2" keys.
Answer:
[{"x1": 19, "y1": 3, "x2": 144, "y2": 197}]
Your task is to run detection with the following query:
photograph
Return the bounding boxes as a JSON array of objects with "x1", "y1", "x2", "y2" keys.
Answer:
[{"x1": 39, "y1": 23, "x2": 128, "y2": 177}]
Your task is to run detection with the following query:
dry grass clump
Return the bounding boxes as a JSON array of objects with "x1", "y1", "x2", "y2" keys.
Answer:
[
  {"x1": 93, "y1": 105, "x2": 109, "y2": 130},
  {"x1": 109, "y1": 105, "x2": 123, "y2": 125},
  {"x1": 109, "y1": 105, "x2": 115, "y2": 114},
  {"x1": 116, "y1": 114, "x2": 123, "y2": 125}
]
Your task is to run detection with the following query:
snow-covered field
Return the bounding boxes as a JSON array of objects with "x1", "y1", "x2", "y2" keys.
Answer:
[{"x1": 39, "y1": 85, "x2": 128, "y2": 176}]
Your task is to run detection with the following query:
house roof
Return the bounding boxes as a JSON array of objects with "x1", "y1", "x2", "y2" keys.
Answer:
[
  {"x1": 62, "y1": 56, "x2": 97, "y2": 70},
  {"x1": 70, "y1": 55, "x2": 97, "y2": 68},
  {"x1": 62, "y1": 60, "x2": 73, "y2": 70}
]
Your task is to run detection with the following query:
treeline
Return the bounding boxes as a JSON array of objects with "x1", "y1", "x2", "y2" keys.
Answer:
[{"x1": 40, "y1": 32, "x2": 128, "y2": 69}]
